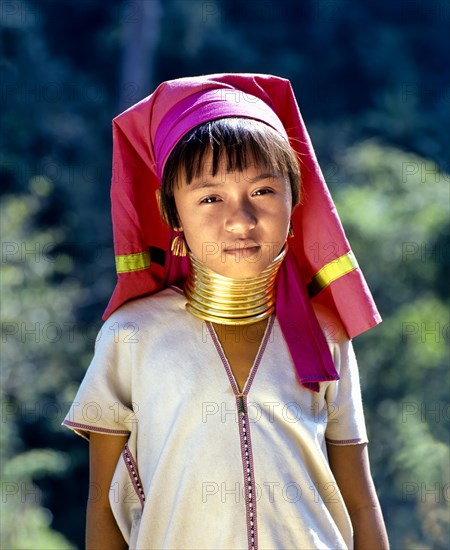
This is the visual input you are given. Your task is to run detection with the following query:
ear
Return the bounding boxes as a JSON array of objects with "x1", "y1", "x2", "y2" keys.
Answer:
[{"x1": 155, "y1": 188, "x2": 163, "y2": 217}]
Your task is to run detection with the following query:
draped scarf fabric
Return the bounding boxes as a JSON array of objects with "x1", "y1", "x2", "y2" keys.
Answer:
[{"x1": 103, "y1": 73, "x2": 381, "y2": 392}]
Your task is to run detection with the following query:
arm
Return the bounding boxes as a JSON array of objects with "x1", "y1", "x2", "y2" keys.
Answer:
[
  {"x1": 327, "y1": 442, "x2": 389, "y2": 550},
  {"x1": 87, "y1": 432, "x2": 130, "y2": 550}
]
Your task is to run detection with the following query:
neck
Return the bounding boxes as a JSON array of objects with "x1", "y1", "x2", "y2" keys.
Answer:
[{"x1": 183, "y1": 247, "x2": 286, "y2": 325}]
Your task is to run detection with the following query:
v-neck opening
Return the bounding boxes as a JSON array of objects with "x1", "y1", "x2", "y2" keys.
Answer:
[{"x1": 207, "y1": 315, "x2": 275, "y2": 396}]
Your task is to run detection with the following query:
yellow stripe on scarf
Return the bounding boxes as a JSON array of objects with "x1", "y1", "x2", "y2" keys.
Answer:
[
  {"x1": 308, "y1": 251, "x2": 358, "y2": 297},
  {"x1": 115, "y1": 251, "x2": 151, "y2": 273}
]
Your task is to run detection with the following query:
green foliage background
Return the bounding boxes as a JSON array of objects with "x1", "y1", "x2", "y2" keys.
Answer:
[{"x1": 1, "y1": 1, "x2": 448, "y2": 548}]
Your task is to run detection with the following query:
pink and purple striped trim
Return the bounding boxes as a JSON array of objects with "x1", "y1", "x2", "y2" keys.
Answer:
[
  {"x1": 326, "y1": 437, "x2": 366, "y2": 445},
  {"x1": 123, "y1": 444, "x2": 145, "y2": 508},
  {"x1": 238, "y1": 396, "x2": 258, "y2": 549},
  {"x1": 207, "y1": 315, "x2": 274, "y2": 550},
  {"x1": 207, "y1": 315, "x2": 274, "y2": 395},
  {"x1": 63, "y1": 420, "x2": 130, "y2": 437}
]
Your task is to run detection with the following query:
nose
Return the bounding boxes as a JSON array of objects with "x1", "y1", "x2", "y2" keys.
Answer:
[{"x1": 224, "y1": 200, "x2": 256, "y2": 234}]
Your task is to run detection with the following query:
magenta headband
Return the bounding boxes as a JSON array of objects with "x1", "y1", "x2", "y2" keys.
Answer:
[{"x1": 154, "y1": 89, "x2": 289, "y2": 180}]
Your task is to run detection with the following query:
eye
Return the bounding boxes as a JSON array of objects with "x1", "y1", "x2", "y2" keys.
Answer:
[
  {"x1": 200, "y1": 195, "x2": 222, "y2": 204},
  {"x1": 252, "y1": 188, "x2": 274, "y2": 196}
]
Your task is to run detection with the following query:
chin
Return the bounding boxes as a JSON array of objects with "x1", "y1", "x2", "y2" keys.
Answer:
[{"x1": 210, "y1": 259, "x2": 270, "y2": 279}]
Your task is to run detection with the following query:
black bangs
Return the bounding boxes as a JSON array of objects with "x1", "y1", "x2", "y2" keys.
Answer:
[
  {"x1": 181, "y1": 119, "x2": 285, "y2": 183},
  {"x1": 160, "y1": 117, "x2": 300, "y2": 229}
]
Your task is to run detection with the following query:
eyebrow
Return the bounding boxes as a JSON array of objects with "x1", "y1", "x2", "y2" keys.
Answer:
[
  {"x1": 246, "y1": 172, "x2": 279, "y2": 183},
  {"x1": 188, "y1": 180, "x2": 223, "y2": 191},
  {"x1": 188, "y1": 172, "x2": 280, "y2": 191}
]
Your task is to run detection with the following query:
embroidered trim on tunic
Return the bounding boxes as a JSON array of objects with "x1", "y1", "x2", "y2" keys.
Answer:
[
  {"x1": 169, "y1": 285, "x2": 185, "y2": 295},
  {"x1": 123, "y1": 444, "x2": 146, "y2": 508},
  {"x1": 63, "y1": 420, "x2": 130, "y2": 436},
  {"x1": 207, "y1": 316, "x2": 275, "y2": 550},
  {"x1": 326, "y1": 437, "x2": 366, "y2": 445},
  {"x1": 238, "y1": 394, "x2": 258, "y2": 549}
]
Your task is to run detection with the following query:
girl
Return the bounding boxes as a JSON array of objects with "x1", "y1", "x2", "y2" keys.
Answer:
[{"x1": 63, "y1": 74, "x2": 389, "y2": 549}]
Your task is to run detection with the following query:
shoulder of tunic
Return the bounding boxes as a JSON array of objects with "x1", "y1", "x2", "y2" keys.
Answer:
[{"x1": 103, "y1": 286, "x2": 186, "y2": 329}]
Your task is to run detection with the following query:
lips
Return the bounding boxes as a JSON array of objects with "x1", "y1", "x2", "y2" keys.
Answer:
[{"x1": 222, "y1": 242, "x2": 260, "y2": 253}]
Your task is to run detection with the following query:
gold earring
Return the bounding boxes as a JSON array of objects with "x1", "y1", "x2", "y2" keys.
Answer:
[
  {"x1": 288, "y1": 222, "x2": 294, "y2": 238},
  {"x1": 171, "y1": 232, "x2": 187, "y2": 257}
]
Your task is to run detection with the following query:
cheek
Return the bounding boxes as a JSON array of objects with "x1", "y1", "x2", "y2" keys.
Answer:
[
  {"x1": 275, "y1": 204, "x2": 292, "y2": 242},
  {"x1": 175, "y1": 207, "x2": 213, "y2": 255},
  {"x1": 273, "y1": 195, "x2": 292, "y2": 227},
  {"x1": 284, "y1": 187, "x2": 293, "y2": 212},
  {"x1": 173, "y1": 195, "x2": 192, "y2": 231}
]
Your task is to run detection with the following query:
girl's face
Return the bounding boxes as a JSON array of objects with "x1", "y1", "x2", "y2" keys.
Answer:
[{"x1": 173, "y1": 152, "x2": 292, "y2": 278}]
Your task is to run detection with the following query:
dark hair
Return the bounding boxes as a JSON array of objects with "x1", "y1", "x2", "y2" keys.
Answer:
[{"x1": 160, "y1": 117, "x2": 301, "y2": 228}]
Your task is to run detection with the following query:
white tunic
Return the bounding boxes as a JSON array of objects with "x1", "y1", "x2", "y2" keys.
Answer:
[{"x1": 63, "y1": 287, "x2": 368, "y2": 549}]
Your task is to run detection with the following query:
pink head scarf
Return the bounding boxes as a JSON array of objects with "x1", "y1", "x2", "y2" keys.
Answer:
[{"x1": 104, "y1": 73, "x2": 381, "y2": 391}]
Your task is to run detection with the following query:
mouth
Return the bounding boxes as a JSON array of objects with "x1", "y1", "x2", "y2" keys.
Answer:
[{"x1": 222, "y1": 242, "x2": 261, "y2": 256}]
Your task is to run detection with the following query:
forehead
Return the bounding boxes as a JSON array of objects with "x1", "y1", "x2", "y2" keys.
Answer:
[{"x1": 176, "y1": 148, "x2": 285, "y2": 186}]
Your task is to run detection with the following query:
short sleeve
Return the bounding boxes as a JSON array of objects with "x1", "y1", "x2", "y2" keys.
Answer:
[
  {"x1": 62, "y1": 317, "x2": 135, "y2": 440},
  {"x1": 324, "y1": 339, "x2": 368, "y2": 446}
]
